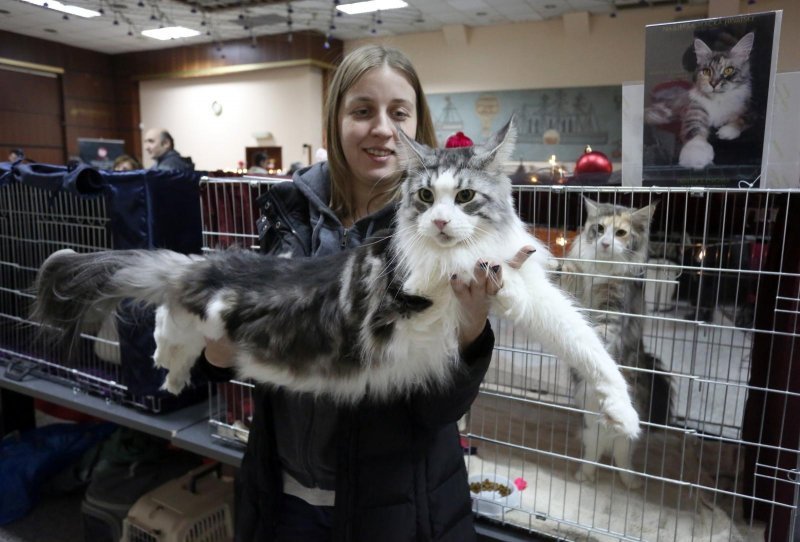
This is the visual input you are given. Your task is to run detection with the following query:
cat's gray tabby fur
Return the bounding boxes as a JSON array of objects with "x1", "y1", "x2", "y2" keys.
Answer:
[
  {"x1": 562, "y1": 198, "x2": 672, "y2": 488},
  {"x1": 645, "y1": 32, "x2": 755, "y2": 169},
  {"x1": 31, "y1": 119, "x2": 641, "y2": 440}
]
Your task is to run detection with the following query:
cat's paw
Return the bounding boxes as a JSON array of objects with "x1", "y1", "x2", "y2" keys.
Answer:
[
  {"x1": 717, "y1": 124, "x2": 742, "y2": 140},
  {"x1": 599, "y1": 395, "x2": 641, "y2": 440},
  {"x1": 619, "y1": 471, "x2": 644, "y2": 490},
  {"x1": 679, "y1": 137, "x2": 714, "y2": 169},
  {"x1": 161, "y1": 372, "x2": 189, "y2": 395},
  {"x1": 575, "y1": 465, "x2": 597, "y2": 484}
]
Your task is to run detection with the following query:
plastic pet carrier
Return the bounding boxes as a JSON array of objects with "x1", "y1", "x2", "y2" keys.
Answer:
[{"x1": 121, "y1": 463, "x2": 234, "y2": 542}]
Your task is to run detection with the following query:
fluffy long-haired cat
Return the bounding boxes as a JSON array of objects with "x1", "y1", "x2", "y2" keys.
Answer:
[
  {"x1": 645, "y1": 31, "x2": 754, "y2": 169},
  {"x1": 31, "y1": 119, "x2": 640, "y2": 440},
  {"x1": 561, "y1": 198, "x2": 672, "y2": 488}
]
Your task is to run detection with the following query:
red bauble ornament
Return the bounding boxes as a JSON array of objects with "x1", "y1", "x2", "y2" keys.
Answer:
[
  {"x1": 445, "y1": 131, "x2": 473, "y2": 148},
  {"x1": 574, "y1": 146, "x2": 612, "y2": 175}
]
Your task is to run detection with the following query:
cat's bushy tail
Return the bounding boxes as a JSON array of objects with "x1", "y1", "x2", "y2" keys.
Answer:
[{"x1": 31, "y1": 248, "x2": 195, "y2": 354}]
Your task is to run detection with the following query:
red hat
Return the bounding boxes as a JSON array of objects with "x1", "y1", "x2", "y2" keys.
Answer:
[{"x1": 445, "y1": 131, "x2": 473, "y2": 148}]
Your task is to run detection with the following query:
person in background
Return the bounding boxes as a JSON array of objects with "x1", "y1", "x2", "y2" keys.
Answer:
[
  {"x1": 7, "y1": 148, "x2": 24, "y2": 162},
  {"x1": 143, "y1": 129, "x2": 194, "y2": 171},
  {"x1": 113, "y1": 154, "x2": 142, "y2": 171},
  {"x1": 198, "y1": 44, "x2": 532, "y2": 541},
  {"x1": 248, "y1": 151, "x2": 268, "y2": 174}
]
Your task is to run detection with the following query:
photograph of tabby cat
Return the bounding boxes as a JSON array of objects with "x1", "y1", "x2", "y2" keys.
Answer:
[
  {"x1": 560, "y1": 197, "x2": 672, "y2": 488},
  {"x1": 32, "y1": 119, "x2": 641, "y2": 441},
  {"x1": 642, "y1": 14, "x2": 778, "y2": 179}
]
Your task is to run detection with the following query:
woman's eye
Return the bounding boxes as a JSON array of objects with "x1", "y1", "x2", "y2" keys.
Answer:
[
  {"x1": 455, "y1": 189, "x2": 475, "y2": 204},
  {"x1": 393, "y1": 110, "x2": 410, "y2": 120},
  {"x1": 418, "y1": 188, "x2": 434, "y2": 203},
  {"x1": 615, "y1": 229, "x2": 627, "y2": 237},
  {"x1": 596, "y1": 224, "x2": 605, "y2": 234}
]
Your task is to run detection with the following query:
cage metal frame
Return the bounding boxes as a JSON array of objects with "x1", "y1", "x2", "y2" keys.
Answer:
[{"x1": 199, "y1": 178, "x2": 800, "y2": 541}]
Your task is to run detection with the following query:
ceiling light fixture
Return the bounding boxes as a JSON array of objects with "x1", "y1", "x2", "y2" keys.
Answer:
[
  {"x1": 336, "y1": 0, "x2": 407, "y2": 16},
  {"x1": 21, "y1": 0, "x2": 101, "y2": 18},
  {"x1": 141, "y1": 26, "x2": 200, "y2": 40}
]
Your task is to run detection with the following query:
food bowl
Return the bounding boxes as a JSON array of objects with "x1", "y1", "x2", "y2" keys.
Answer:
[{"x1": 468, "y1": 473, "x2": 521, "y2": 519}]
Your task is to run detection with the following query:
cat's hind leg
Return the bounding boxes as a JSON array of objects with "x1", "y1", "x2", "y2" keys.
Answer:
[
  {"x1": 612, "y1": 437, "x2": 643, "y2": 489},
  {"x1": 153, "y1": 305, "x2": 205, "y2": 394}
]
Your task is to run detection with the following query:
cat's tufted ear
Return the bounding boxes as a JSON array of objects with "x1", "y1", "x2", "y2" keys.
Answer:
[
  {"x1": 582, "y1": 196, "x2": 599, "y2": 217},
  {"x1": 472, "y1": 116, "x2": 517, "y2": 170},
  {"x1": 487, "y1": 116, "x2": 517, "y2": 165},
  {"x1": 632, "y1": 200, "x2": 659, "y2": 228},
  {"x1": 693, "y1": 37, "x2": 713, "y2": 65},
  {"x1": 730, "y1": 32, "x2": 755, "y2": 63},
  {"x1": 394, "y1": 126, "x2": 430, "y2": 171}
]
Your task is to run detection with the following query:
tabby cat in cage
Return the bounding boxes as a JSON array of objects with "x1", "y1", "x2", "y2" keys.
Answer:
[
  {"x1": 645, "y1": 32, "x2": 755, "y2": 170},
  {"x1": 31, "y1": 120, "x2": 642, "y2": 441},
  {"x1": 562, "y1": 197, "x2": 672, "y2": 488}
]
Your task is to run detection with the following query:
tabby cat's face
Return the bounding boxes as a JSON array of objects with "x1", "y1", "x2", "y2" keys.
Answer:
[
  {"x1": 576, "y1": 198, "x2": 655, "y2": 267},
  {"x1": 693, "y1": 32, "x2": 754, "y2": 96},
  {"x1": 396, "y1": 122, "x2": 516, "y2": 249}
]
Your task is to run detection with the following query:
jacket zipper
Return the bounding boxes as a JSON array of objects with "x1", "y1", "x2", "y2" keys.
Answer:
[
  {"x1": 341, "y1": 228, "x2": 349, "y2": 249},
  {"x1": 266, "y1": 192, "x2": 306, "y2": 253}
]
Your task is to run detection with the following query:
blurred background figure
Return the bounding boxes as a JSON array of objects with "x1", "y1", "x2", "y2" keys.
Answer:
[
  {"x1": 7, "y1": 148, "x2": 24, "y2": 162},
  {"x1": 248, "y1": 151, "x2": 268, "y2": 174},
  {"x1": 143, "y1": 128, "x2": 194, "y2": 171},
  {"x1": 113, "y1": 154, "x2": 142, "y2": 171}
]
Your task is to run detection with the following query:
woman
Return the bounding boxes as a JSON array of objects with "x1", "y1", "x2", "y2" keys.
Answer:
[{"x1": 200, "y1": 44, "x2": 530, "y2": 541}]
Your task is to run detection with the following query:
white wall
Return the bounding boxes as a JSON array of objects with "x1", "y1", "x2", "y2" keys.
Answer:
[{"x1": 139, "y1": 64, "x2": 323, "y2": 171}]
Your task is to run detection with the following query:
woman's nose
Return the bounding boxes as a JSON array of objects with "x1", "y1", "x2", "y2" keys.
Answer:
[{"x1": 370, "y1": 113, "x2": 394, "y2": 137}]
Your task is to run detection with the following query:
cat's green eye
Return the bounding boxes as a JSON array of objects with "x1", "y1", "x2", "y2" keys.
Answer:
[
  {"x1": 418, "y1": 188, "x2": 434, "y2": 203},
  {"x1": 615, "y1": 229, "x2": 627, "y2": 237},
  {"x1": 455, "y1": 189, "x2": 475, "y2": 204},
  {"x1": 701, "y1": 68, "x2": 711, "y2": 77},
  {"x1": 723, "y1": 67, "x2": 735, "y2": 76}
]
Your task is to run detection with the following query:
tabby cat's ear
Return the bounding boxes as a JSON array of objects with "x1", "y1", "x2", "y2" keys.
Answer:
[
  {"x1": 471, "y1": 116, "x2": 517, "y2": 171},
  {"x1": 395, "y1": 126, "x2": 429, "y2": 171},
  {"x1": 730, "y1": 32, "x2": 755, "y2": 62},
  {"x1": 693, "y1": 37, "x2": 713, "y2": 65},
  {"x1": 632, "y1": 200, "x2": 658, "y2": 228},
  {"x1": 582, "y1": 196, "x2": 599, "y2": 217}
]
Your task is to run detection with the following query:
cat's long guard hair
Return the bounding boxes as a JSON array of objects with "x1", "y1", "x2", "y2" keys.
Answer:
[{"x1": 31, "y1": 118, "x2": 640, "y2": 440}]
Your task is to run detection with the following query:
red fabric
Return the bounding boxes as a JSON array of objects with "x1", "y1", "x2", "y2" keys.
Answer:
[{"x1": 445, "y1": 131, "x2": 473, "y2": 148}]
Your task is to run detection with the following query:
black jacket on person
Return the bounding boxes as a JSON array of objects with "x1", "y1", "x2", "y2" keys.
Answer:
[
  {"x1": 199, "y1": 162, "x2": 494, "y2": 541},
  {"x1": 152, "y1": 149, "x2": 194, "y2": 171}
]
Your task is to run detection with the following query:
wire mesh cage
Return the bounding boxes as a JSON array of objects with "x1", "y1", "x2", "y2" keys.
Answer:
[
  {"x1": 0, "y1": 170, "x2": 204, "y2": 412},
  {"x1": 467, "y1": 186, "x2": 800, "y2": 542},
  {"x1": 199, "y1": 176, "x2": 279, "y2": 448}
]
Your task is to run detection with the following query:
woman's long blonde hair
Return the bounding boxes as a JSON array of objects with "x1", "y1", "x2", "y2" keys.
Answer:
[{"x1": 325, "y1": 45, "x2": 437, "y2": 221}]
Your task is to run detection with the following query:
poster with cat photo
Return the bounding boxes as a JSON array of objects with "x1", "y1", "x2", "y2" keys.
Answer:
[{"x1": 642, "y1": 11, "x2": 781, "y2": 187}]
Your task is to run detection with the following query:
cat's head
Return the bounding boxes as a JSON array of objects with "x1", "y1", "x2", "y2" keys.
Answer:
[
  {"x1": 574, "y1": 198, "x2": 657, "y2": 271},
  {"x1": 692, "y1": 32, "x2": 754, "y2": 96},
  {"x1": 394, "y1": 118, "x2": 517, "y2": 249}
]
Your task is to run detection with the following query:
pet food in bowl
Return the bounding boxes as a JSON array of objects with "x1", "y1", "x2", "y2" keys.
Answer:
[{"x1": 468, "y1": 474, "x2": 521, "y2": 519}]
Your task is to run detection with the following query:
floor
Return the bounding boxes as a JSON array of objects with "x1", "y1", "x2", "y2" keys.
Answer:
[{"x1": 0, "y1": 491, "x2": 84, "y2": 542}]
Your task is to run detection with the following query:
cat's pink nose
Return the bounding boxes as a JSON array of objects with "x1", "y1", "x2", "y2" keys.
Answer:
[
  {"x1": 434, "y1": 219, "x2": 449, "y2": 231},
  {"x1": 601, "y1": 240, "x2": 611, "y2": 248}
]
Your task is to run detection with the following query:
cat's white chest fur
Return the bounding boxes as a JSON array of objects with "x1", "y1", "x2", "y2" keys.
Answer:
[{"x1": 690, "y1": 85, "x2": 750, "y2": 128}]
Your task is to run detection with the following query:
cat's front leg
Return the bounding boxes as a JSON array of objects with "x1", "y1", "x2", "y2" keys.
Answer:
[
  {"x1": 679, "y1": 136, "x2": 714, "y2": 169},
  {"x1": 496, "y1": 269, "x2": 641, "y2": 440}
]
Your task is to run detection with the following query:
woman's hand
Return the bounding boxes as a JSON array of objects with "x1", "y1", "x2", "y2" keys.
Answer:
[
  {"x1": 451, "y1": 246, "x2": 536, "y2": 349},
  {"x1": 204, "y1": 335, "x2": 237, "y2": 368}
]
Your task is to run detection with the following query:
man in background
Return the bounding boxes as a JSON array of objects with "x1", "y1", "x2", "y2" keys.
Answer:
[{"x1": 143, "y1": 129, "x2": 194, "y2": 171}]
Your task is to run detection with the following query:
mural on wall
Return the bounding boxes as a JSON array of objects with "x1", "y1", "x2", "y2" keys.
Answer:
[{"x1": 428, "y1": 86, "x2": 622, "y2": 165}]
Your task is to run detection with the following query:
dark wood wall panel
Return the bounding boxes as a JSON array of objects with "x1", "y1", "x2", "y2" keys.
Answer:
[
  {"x1": 1, "y1": 29, "x2": 342, "y2": 166},
  {"x1": 0, "y1": 111, "x2": 63, "y2": 147},
  {"x1": 0, "y1": 70, "x2": 61, "y2": 114}
]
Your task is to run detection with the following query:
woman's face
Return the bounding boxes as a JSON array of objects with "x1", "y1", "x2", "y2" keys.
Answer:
[{"x1": 338, "y1": 65, "x2": 418, "y2": 190}]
